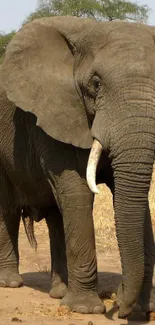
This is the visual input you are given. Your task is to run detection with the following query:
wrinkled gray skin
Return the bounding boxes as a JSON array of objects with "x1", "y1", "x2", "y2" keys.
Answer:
[
  {"x1": 0, "y1": 80, "x2": 111, "y2": 313},
  {"x1": 1, "y1": 17, "x2": 155, "y2": 318}
]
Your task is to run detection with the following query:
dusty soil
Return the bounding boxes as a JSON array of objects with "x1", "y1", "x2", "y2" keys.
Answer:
[{"x1": 1, "y1": 176, "x2": 155, "y2": 325}]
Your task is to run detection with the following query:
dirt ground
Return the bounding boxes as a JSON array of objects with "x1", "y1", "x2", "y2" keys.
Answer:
[{"x1": 1, "y1": 172, "x2": 155, "y2": 325}]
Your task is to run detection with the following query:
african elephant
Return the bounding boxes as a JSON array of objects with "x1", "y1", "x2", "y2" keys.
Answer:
[
  {"x1": 1, "y1": 16, "x2": 155, "y2": 318},
  {"x1": 0, "y1": 65, "x2": 110, "y2": 314}
]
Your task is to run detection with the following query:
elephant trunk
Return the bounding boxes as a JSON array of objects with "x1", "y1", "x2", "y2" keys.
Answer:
[
  {"x1": 88, "y1": 111, "x2": 155, "y2": 317},
  {"x1": 113, "y1": 159, "x2": 153, "y2": 317}
]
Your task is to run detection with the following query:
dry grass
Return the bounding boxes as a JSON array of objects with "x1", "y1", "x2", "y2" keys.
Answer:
[
  {"x1": 94, "y1": 184, "x2": 116, "y2": 252},
  {"x1": 149, "y1": 165, "x2": 155, "y2": 230},
  {"x1": 93, "y1": 164, "x2": 155, "y2": 252}
]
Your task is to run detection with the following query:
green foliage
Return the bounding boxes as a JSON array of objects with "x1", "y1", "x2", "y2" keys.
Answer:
[
  {"x1": 98, "y1": 0, "x2": 150, "y2": 22},
  {"x1": 32, "y1": 0, "x2": 150, "y2": 22},
  {"x1": 23, "y1": 7, "x2": 54, "y2": 25},
  {"x1": 0, "y1": 31, "x2": 15, "y2": 64},
  {"x1": 44, "y1": 0, "x2": 100, "y2": 18}
]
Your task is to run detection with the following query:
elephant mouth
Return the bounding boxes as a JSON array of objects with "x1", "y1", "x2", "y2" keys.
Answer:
[{"x1": 86, "y1": 139, "x2": 103, "y2": 194}]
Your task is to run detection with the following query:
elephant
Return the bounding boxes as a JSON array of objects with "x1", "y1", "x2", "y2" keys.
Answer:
[
  {"x1": 0, "y1": 65, "x2": 111, "y2": 314},
  {"x1": 1, "y1": 16, "x2": 155, "y2": 319}
]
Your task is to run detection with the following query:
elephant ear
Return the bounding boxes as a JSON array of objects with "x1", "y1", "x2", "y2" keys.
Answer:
[{"x1": 1, "y1": 16, "x2": 94, "y2": 148}]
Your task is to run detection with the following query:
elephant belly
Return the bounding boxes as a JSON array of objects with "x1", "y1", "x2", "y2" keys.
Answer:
[{"x1": 16, "y1": 176, "x2": 55, "y2": 208}]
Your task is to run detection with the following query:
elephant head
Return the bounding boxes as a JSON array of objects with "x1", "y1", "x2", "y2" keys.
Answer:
[{"x1": 1, "y1": 17, "x2": 155, "y2": 317}]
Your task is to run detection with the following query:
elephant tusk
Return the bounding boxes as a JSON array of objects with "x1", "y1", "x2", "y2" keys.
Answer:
[{"x1": 86, "y1": 139, "x2": 103, "y2": 194}]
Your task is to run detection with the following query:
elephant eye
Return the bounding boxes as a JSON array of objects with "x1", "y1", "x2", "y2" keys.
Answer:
[
  {"x1": 92, "y1": 75, "x2": 101, "y2": 92},
  {"x1": 84, "y1": 75, "x2": 101, "y2": 100}
]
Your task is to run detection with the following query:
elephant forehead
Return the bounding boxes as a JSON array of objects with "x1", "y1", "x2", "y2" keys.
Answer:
[
  {"x1": 107, "y1": 25, "x2": 152, "y2": 42},
  {"x1": 93, "y1": 41, "x2": 155, "y2": 80},
  {"x1": 77, "y1": 22, "x2": 155, "y2": 77},
  {"x1": 83, "y1": 22, "x2": 154, "y2": 54}
]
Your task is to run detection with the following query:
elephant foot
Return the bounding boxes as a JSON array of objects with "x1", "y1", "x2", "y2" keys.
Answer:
[
  {"x1": 117, "y1": 283, "x2": 136, "y2": 319},
  {"x1": 118, "y1": 305, "x2": 133, "y2": 319},
  {"x1": 0, "y1": 271, "x2": 23, "y2": 288},
  {"x1": 50, "y1": 272, "x2": 67, "y2": 299},
  {"x1": 118, "y1": 287, "x2": 155, "y2": 321},
  {"x1": 134, "y1": 286, "x2": 155, "y2": 314},
  {"x1": 49, "y1": 282, "x2": 67, "y2": 298},
  {"x1": 61, "y1": 291, "x2": 105, "y2": 314}
]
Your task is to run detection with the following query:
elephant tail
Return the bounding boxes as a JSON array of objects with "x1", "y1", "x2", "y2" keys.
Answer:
[{"x1": 22, "y1": 208, "x2": 37, "y2": 250}]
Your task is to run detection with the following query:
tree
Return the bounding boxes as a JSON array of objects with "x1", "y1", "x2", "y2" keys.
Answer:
[
  {"x1": 30, "y1": 0, "x2": 150, "y2": 23},
  {"x1": 0, "y1": 31, "x2": 15, "y2": 64},
  {"x1": 38, "y1": 0, "x2": 100, "y2": 18},
  {"x1": 23, "y1": 7, "x2": 54, "y2": 25},
  {"x1": 98, "y1": 0, "x2": 150, "y2": 22}
]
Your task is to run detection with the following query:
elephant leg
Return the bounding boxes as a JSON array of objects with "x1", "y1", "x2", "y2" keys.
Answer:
[
  {"x1": 0, "y1": 207, "x2": 22, "y2": 287},
  {"x1": 52, "y1": 170, "x2": 105, "y2": 314},
  {"x1": 0, "y1": 165, "x2": 22, "y2": 287},
  {"x1": 136, "y1": 203, "x2": 155, "y2": 312},
  {"x1": 45, "y1": 206, "x2": 68, "y2": 299}
]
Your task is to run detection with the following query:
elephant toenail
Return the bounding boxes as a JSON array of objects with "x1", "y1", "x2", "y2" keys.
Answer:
[
  {"x1": 0, "y1": 280, "x2": 6, "y2": 287},
  {"x1": 78, "y1": 305, "x2": 89, "y2": 314},
  {"x1": 94, "y1": 305, "x2": 105, "y2": 314},
  {"x1": 9, "y1": 281, "x2": 22, "y2": 288}
]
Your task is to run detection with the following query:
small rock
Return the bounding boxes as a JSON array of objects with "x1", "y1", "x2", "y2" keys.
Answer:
[
  {"x1": 11, "y1": 317, "x2": 22, "y2": 323},
  {"x1": 57, "y1": 305, "x2": 71, "y2": 316},
  {"x1": 88, "y1": 321, "x2": 93, "y2": 325}
]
